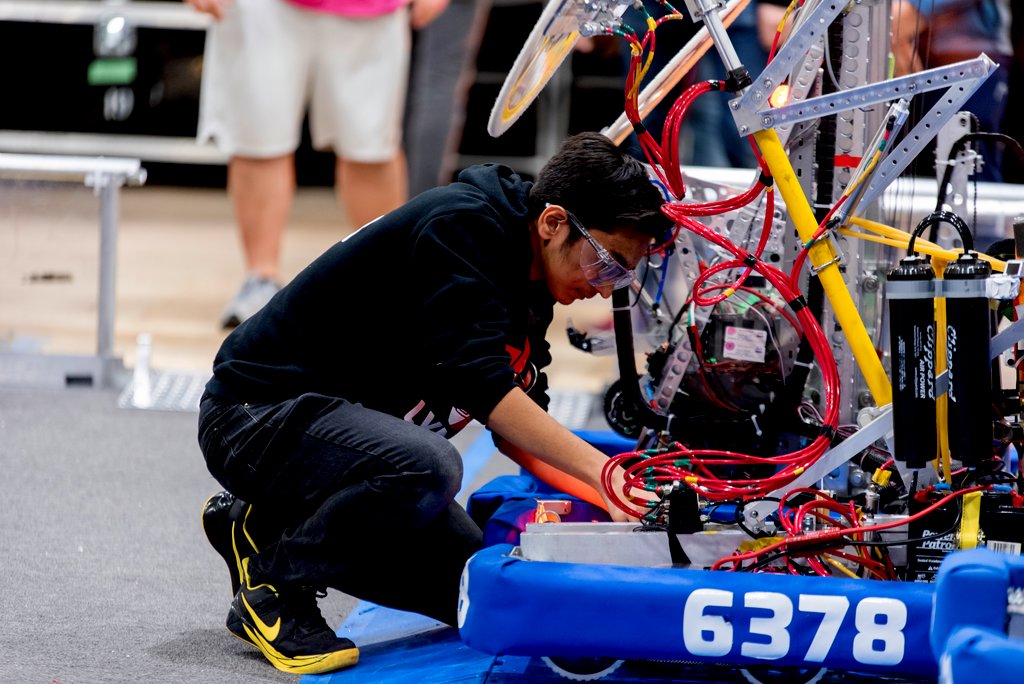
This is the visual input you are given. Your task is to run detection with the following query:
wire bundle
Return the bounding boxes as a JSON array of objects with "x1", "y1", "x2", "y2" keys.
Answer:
[
  {"x1": 599, "y1": 196, "x2": 840, "y2": 515},
  {"x1": 592, "y1": 1, "x2": 842, "y2": 516},
  {"x1": 710, "y1": 486, "x2": 989, "y2": 575},
  {"x1": 612, "y1": 1, "x2": 686, "y2": 198}
]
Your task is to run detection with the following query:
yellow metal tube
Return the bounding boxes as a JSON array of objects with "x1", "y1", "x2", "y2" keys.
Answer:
[{"x1": 753, "y1": 129, "x2": 893, "y2": 405}]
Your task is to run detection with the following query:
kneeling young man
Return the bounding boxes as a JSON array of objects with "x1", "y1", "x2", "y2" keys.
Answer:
[{"x1": 197, "y1": 132, "x2": 670, "y2": 674}]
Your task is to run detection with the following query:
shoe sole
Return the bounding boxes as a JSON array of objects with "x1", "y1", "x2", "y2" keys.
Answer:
[
  {"x1": 201, "y1": 492, "x2": 245, "y2": 596},
  {"x1": 226, "y1": 603, "x2": 259, "y2": 649},
  {"x1": 226, "y1": 606, "x2": 258, "y2": 649},
  {"x1": 240, "y1": 620, "x2": 359, "y2": 675},
  {"x1": 204, "y1": 493, "x2": 259, "y2": 650}
]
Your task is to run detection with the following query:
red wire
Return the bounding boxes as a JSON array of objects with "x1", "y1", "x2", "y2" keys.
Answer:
[
  {"x1": 711, "y1": 486, "x2": 988, "y2": 571},
  {"x1": 599, "y1": 9, "x2": 852, "y2": 536},
  {"x1": 601, "y1": 206, "x2": 841, "y2": 515},
  {"x1": 788, "y1": 194, "x2": 848, "y2": 289},
  {"x1": 685, "y1": 283, "x2": 803, "y2": 337}
]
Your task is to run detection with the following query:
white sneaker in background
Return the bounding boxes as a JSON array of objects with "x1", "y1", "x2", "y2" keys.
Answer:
[{"x1": 220, "y1": 275, "x2": 280, "y2": 329}]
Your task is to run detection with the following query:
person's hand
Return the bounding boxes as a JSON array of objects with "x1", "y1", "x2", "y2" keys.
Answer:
[
  {"x1": 410, "y1": 0, "x2": 450, "y2": 30},
  {"x1": 601, "y1": 463, "x2": 665, "y2": 523},
  {"x1": 184, "y1": 0, "x2": 233, "y2": 21},
  {"x1": 600, "y1": 464, "x2": 641, "y2": 523}
]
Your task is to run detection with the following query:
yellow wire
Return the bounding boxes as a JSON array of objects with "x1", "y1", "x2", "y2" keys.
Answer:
[
  {"x1": 842, "y1": 220, "x2": 985, "y2": 483},
  {"x1": 631, "y1": 17, "x2": 658, "y2": 82},
  {"x1": 842, "y1": 220, "x2": 1007, "y2": 271},
  {"x1": 825, "y1": 555, "x2": 861, "y2": 579},
  {"x1": 935, "y1": 294, "x2": 952, "y2": 483},
  {"x1": 844, "y1": 150, "x2": 881, "y2": 199},
  {"x1": 776, "y1": 0, "x2": 799, "y2": 39},
  {"x1": 639, "y1": 51, "x2": 655, "y2": 82}
]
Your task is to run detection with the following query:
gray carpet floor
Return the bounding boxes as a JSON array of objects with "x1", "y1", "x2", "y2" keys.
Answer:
[
  {"x1": 0, "y1": 385, "x2": 356, "y2": 683},
  {"x1": 0, "y1": 381, "x2": 576, "y2": 682}
]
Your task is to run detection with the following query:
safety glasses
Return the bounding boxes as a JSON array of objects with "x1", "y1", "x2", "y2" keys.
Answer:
[{"x1": 563, "y1": 210, "x2": 636, "y2": 290}]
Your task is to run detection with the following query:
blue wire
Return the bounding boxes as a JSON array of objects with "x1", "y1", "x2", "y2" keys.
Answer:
[
  {"x1": 650, "y1": 177, "x2": 673, "y2": 202},
  {"x1": 653, "y1": 254, "x2": 669, "y2": 305}
]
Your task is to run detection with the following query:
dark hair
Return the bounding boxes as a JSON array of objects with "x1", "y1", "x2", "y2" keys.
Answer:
[{"x1": 528, "y1": 131, "x2": 671, "y2": 241}]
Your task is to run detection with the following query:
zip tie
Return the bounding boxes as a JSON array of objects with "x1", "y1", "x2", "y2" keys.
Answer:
[
  {"x1": 792, "y1": 359, "x2": 815, "y2": 369},
  {"x1": 632, "y1": 122, "x2": 647, "y2": 137},
  {"x1": 750, "y1": 414, "x2": 763, "y2": 437},
  {"x1": 819, "y1": 424, "x2": 837, "y2": 441},
  {"x1": 809, "y1": 254, "x2": 843, "y2": 276},
  {"x1": 759, "y1": 172, "x2": 774, "y2": 187},
  {"x1": 743, "y1": 254, "x2": 759, "y2": 267},
  {"x1": 787, "y1": 295, "x2": 808, "y2": 312}
]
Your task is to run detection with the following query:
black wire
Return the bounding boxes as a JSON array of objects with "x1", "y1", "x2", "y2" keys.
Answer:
[
  {"x1": 929, "y1": 129, "x2": 1022, "y2": 245},
  {"x1": 842, "y1": 499, "x2": 963, "y2": 548},
  {"x1": 632, "y1": 255, "x2": 654, "y2": 308},
  {"x1": 730, "y1": 498, "x2": 965, "y2": 577},
  {"x1": 736, "y1": 547, "x2": 831, "y2": 575},
  {"x1": 969, "y1": 470, "x2": 1017, "y2": 486},
  {"x1": 737, "y1": 550, "x2": 788, "y2": 573},
  {"x1": 935, "y1": 132, "x2": 1024, "y2": 214},
  {"x1": 735, "y1": 497, "x2": 781, "y2": 539},
  {"x1": 907, "y1": 210, "x2": 974, "y2": 255},
  {"x1": 668, "y1": 302, "x2": 687, "y2": 335}
]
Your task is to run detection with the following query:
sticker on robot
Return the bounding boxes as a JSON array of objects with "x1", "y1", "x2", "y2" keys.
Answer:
[{"x1": 723, "y1": 326, "x2": 767, "y2": 363}]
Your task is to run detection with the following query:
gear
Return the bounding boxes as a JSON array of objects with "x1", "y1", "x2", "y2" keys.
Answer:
[
  {"x1": 740, "y1": 666, "x2": 827, "y2": 684},
  {"x1": 541, "y1": 656, "x2": 625, "y2": 681},
  {"x1": 603, "y1": 379, "x2": 643, "y2": 438}
]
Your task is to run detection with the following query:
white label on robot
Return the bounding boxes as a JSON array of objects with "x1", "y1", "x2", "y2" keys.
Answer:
[
  {"x1": 681, "y1": 590, "x2": 907, "y2": 666},
  {"x1": 987, "y1": 540, "x2": 1022, "y2": 555},
  {"x1": 723, "y1": 326, "x2": 768, "y2": 363}
]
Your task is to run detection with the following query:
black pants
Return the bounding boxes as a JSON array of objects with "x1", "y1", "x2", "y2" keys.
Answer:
[{"x1": 198, "y1": 392, "x2": 484, "y2": 627}]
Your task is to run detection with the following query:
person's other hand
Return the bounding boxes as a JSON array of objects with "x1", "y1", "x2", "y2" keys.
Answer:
[
  {"x1": 185, "y1": 0, "x2": 233, "y2": 21},
  {"x1": 410, "y1": 0, "x2": 450, "y2": 30}
]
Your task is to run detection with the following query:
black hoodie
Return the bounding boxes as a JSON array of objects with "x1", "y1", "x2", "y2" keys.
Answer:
[{"x1": 205, "y1": 164, "x2": 554, "y2": 439}]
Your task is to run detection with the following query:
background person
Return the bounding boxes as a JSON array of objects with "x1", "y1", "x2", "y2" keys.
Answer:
[{"x1": 185, "y1": 0, "x2": 448, "y2": 327}]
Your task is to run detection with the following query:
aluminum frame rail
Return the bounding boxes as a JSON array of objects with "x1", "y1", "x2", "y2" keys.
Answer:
[{"x1": 0, "y1": 153, "x2": 146, "y2": 389}]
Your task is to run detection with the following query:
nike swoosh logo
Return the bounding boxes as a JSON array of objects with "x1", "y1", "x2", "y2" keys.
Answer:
[{"x1": 241, "y1": 592, "x2": 281, "y2": 642}]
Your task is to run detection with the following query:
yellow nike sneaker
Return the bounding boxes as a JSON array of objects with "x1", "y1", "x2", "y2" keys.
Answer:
[{"x1": 228, "y1": 558, "x2": 359, "y2": 675}]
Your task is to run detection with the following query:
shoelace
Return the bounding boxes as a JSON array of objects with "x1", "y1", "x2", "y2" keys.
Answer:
[{"x1": 283, "y1": 586, "x2": 334, "y2": 639}]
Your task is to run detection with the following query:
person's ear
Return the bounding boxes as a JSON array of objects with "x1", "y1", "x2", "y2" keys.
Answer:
[{"x1": 537, "y1": 205, "x2": 566, "y2": 240}]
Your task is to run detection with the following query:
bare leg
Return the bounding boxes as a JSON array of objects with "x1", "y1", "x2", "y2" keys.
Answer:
[
  {"x1": 336, "y1": 153, "x2": 408, "y2": 230},
  {"x1": 228, "y1": 154, "x2": 296, "y2": 282}
]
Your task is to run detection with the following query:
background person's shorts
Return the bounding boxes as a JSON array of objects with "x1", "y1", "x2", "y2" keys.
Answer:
[{"x1": 198, "y1": 0, "x2": 409, "y2": 161}]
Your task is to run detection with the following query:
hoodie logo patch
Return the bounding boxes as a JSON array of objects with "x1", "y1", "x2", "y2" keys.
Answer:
[
  {"x1": 401, "y1": 339, "x2": 534, "y2": 437},
  {"x1": 402, "y1": 402, "x2": 473, "y2": 438}
]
